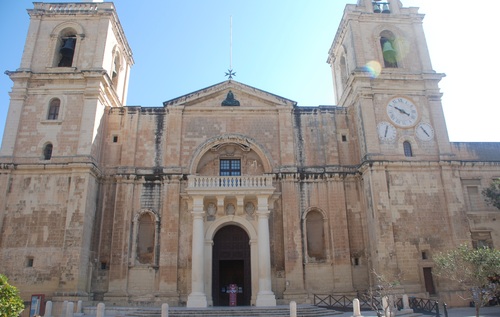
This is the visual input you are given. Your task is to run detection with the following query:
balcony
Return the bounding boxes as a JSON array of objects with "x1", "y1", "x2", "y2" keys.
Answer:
[{"x1": 186, "y1": 175, "x2": 275, "y2": 195}]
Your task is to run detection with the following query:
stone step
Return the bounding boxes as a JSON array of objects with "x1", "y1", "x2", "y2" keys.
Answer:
[{"x1": 83, "y1": 305, "x2": 342, "y2": 317}]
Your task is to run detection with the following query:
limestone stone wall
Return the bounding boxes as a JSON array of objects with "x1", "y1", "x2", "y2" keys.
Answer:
[
  {"x1": 2, "y1": 0, "x2": 500, "y2": 309},
  {"x1": 0, "y1": 166, "x2": 99, "y2": 299}
]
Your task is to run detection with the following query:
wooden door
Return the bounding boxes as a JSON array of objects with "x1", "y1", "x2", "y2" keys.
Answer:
[
  {"x1": 212, "y1": 225, "x2": 251, "y2": 306},
  {"x1": 423, "y1": 267, "x2": 436, "y2": 295}
]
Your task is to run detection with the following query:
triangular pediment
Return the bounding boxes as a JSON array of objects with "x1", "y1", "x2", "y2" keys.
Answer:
[{"x1": 162, "y1": 80, "x2": 297, "y2": 109}]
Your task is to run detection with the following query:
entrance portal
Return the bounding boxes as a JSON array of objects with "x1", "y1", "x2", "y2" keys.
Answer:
[
  {"x1": 423, "y1": 267, "x2": 436, "y2": 295},
  {"x1": 212, "y1": 225, "x2": 251, "y2": 306}
]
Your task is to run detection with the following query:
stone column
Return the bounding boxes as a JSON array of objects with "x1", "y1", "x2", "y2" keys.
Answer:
[
  {"x1": 65, "y1": 302, "x2": 74, "y2": 317},
  {"x1": 75, "y1": 300, "x2": 83, "y2": 316},
  {"x1": 290, "y1": 301, "x2": 297, "y2": 317},
  {"x1": 44, "y1": 301, "x2": 53, "y2": 317},
  {"x1": 60, "y1": 301, "x2": 68, "y2": 317},
  {"x1": 255, "y1": 195, "x2": 276, "y2": 306},
  {"x1": 96, "y1": 303, "x2": 105, "y2": 317},
  {"x1": 161, "y1": 303, "x2": 169, "y2": 317},
  {"x1": 353, "y1": 298, "x2": 363, "y2": 317},
  {"x1": 400, "y1": 294, "x2": 414, "y2": 314},
  {"x1": 187, "y1": 196, "x2": 207, "y2": 307}
]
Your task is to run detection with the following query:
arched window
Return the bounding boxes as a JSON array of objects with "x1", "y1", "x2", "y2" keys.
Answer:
[
  {"x1": 47, "y1": 98, "x2": 60, "y2": 120},
  {"x1": 58, "y1": 34, "x2": 76, "y2": 67},
  {"x1": 305, "y1": 210, "x2": 326, "y2": 261},
  {"x1": 137, "y1": 212, "x2": 155, "y2": 264},
  {"x1": 340, "y1": 55, "x2": 348, "y2": 84},
  {"x1": 380, "y1": 31, "x2": 398, "y2": 68},
  {"x1": 111, "y1": 53, "x2": 121, "y2": 87},
  {"x1": 403, "y1": 141, "x2": 413, "y2": 157},
  {"x1": 43, "y1": 143, "x2": 53, "y2": 160}
]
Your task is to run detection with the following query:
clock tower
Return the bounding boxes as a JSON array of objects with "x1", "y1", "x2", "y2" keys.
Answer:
[
  {"x1": 327, "y1": 0, "x2": 463, "y2": 290},
  {"x1": 327, "y1": 0, "x2": 452, "y2": 161}
]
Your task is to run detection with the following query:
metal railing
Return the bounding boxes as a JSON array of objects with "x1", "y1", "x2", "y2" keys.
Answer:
[
  {"x1": 313, "y1": 294, "x2": 381, "y2": 312},
  {"x1": 403, "y1": 297, "x2": 440, "y2": 315},
  {"x1": 313, "y1": 294, "x2": 441, "y2": 315}
]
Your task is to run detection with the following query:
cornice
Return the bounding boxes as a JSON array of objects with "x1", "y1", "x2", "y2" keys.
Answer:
[{"x1": 162, "y1": 80, "x2": 297, "y2": 108}]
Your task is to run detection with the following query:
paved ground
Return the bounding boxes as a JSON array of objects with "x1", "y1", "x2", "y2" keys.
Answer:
[{"x1": 333, "y1": 305, "x2": 500, "y2": 317}]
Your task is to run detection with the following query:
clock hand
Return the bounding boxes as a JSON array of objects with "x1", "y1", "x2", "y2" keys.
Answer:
[
  {"x1": 384, "y1": 126, "x2": 388, "y2": 137},
  {"x1": 394, "y1": 106, "x2": 410, "y2": 116},
  {"x1": 420, "y1": 127, "x2": 430, "y2": 137}
]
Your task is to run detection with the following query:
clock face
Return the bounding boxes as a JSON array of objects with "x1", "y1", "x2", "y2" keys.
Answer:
[
  {"x1": 415, "y1": 122, "x2": 434, "y2": 141},
  {"x1": 377, "y1": 121, "x2": 397, "y2": 141},
  {"x1": 386, "y1": 97, "x2": 418, "y2": 127}
]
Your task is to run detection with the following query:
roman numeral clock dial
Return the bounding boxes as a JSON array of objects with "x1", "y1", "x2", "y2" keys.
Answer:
[{"x1": 386, "y1": 97, "x2": 418, "y2": 127}]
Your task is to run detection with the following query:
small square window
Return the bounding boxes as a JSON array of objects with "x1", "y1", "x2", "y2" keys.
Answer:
[
  {"x1": 220, "y1": 159, "x2": 241, "y2": 176},
  {"x1": 341, "y1": 135, "x2": 347, "y2": 142},
  {"x1": 113, "y1": 136, "x2": 118, "y2": 143},
  {"x1": 421, "y1": 251, "x2": 428, "y2": 260},
  {"x1": 26, "y1": 257, "x2": 34, "y2": 267},
  {"x1": 100, "y1": 262, "x2": 108, "y2": 270}
]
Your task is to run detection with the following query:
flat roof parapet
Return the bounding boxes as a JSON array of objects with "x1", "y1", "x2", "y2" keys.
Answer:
[{"x1": 31, "y1": 2, "x2": 115, "y2": 14}]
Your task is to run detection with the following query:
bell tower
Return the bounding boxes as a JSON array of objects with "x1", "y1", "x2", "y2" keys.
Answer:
[
  {"x1": 1, "y1": 2, "x2": 133, "y2": 160},
  {"x1": 0, "y1": 2, "x2": 132, "y2": 303},
  {"x1": 327, "y1": 0, "x2": 452, "y2": 161},
  {"x1": 327, "y1": 0, "x2": 458, "y2": 291}
]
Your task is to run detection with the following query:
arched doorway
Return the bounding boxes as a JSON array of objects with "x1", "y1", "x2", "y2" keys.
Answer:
[{"x1": 212, "y1": 225, "x2": 251, "y2": 306}]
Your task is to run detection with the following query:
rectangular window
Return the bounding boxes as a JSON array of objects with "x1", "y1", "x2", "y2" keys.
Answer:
[
  {"x1": 471, "y1": 231, "x2": 493, "y2": 249},
  {"x1": 220, "y1": 159, "x2": 241, "y2": 176},
  {"x1": 467, "y1": 186, "x2": 480, "y2": 211}
]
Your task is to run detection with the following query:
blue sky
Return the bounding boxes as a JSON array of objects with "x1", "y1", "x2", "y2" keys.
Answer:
[{"x1": 1, "y1": 0, "x2": 499, "y2": 145}]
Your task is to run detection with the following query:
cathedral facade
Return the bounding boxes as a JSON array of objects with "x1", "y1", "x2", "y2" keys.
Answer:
[{"x1": 1, "y1": 0, "x2": 499, "y2": 311}]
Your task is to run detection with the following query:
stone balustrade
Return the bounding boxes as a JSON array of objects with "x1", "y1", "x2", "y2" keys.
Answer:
[{"x1": 187, "y1": 175, "x2": 273, "y2": 189}]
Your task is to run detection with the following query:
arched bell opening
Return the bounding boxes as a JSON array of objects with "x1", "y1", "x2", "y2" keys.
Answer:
[
  {"x1": 380, "y1": 30, "x2": 398, "y2": 68},
  {"x1": 57, "y1": 29, "x2": 77, "y2": 67}
]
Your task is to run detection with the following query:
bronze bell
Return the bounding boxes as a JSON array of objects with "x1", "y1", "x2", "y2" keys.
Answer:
[
  {"x1": 60, "y1": 38, "x2": 76, "y2": 57},
  {"x1": 382, "y1": 3, "x2": 391, "y2": 13},
  {"x1": 373, "y1": 3, "x2": 381, "y2": 13},
  {"x1": 382, "y1": 41, "x2": 397, "y2": 63}
]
